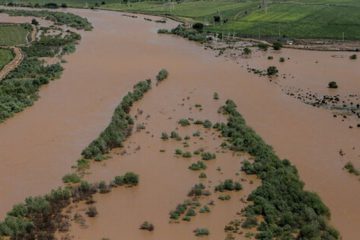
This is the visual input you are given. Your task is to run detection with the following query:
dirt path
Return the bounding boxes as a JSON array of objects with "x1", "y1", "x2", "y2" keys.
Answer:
[{"x1": 0, "y1": 46, "x2": 23, "y2": 80}]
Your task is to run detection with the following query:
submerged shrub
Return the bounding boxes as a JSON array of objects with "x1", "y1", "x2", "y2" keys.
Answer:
[
  {"x1": 194, "y1": 228, "x2": 209, "y2": 236},
  {"x1": 86, "y1": 206, "x2": 98, "y2": 217},
  {"x1": 328, "y1": 81, "x2": 338, "y2": 89},
  {"x1": 344, "y1": 162, "x2": 360, "y2": 176},
  {"x1": 350, "y1": 54, "x2": 357, "y2": 60},
  {"x1": 113, "y1": 172, "x2": 139, "y2": 186},
  {"x1": 201, "y1": 152, "x2": 216, "y2": 160},
  {"x1": 178, "y1": 118, "x2": 190, "y2": 126},
  {"x1": 156, "y1": 69, "x2": 169, "y2": 82},
  {"x1": 139, "y1": 221, "x2": 154, "y2": 231},
  {"x1": 189, "y1": 161, "x2": 207, "y2": 171},
  {"x1": 267, "y1": 66, "x2": 278, "y2": 76},
  {"x1": 62, "y1": 173, "x2": 81, "y2": 184}
]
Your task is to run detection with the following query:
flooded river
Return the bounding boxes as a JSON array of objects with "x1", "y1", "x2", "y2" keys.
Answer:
[{"x1": 0, "y1": 8, "x2": 359, "y2": 239}]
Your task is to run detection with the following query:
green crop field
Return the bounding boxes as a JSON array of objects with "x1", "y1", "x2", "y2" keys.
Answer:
[
  {"x1": 0, "y1": 24, "x2": 29, "y2": 46},
  {"x1": 1, "y1": 0, "x2": 360, "y2": 40},
  {"x1": 0, "y1": 48, "x2": 14, "y2": 70}
]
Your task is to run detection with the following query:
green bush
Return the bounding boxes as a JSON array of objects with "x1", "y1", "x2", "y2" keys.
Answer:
[
  {"x1": 201, "y1": 152, "x2": 216, "y2": 160},
  {"x1": 258, "y1": 43, "x2": 269, "y2": 51},
  {"x1": 215, "y1": 179, "x2": 242, "y2": 192},
  {"x1": 182, "y1": 151, "x2": 192, "y2": 158},
  {"x1": 350, "y1": 54, "x2": 357, "y2": 60},
  {"x1": 178, "y1": 118, "x2": 190, "y2": 126},
  {"x1": 194, "y1": 228, "x2": 209, "y2": 236},
  {"x1": 156, "y1": 69, "x2": 168, "y2": 82},
  {"x1": 273, "y1": 42, "x2": 283, "y2": 50},
  {"x1": 113, "y1": 172, "x2": 139, "y2": 186},
  {"x1": 189, "y1": 161, "x2": 207, "y2": 171},
  {"x1": 267, "y1": 66, "x2": 278, "y2": 76},
  {"x1": 243, "y1": 47, "x2": 252, "y2": 55},
  {"x1": 62, "y1": 173, "x2": 81, "y2": 184}
]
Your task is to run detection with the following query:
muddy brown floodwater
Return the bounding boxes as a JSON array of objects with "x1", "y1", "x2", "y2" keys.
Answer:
[{"x1": 0, "y1": 9, "x2": 359, "y2": 239}]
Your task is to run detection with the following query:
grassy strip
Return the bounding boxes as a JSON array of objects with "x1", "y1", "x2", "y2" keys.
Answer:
[
  {"x1": 0, "y1": 24, "x2": 30, "y2": 46},
  {"x1": 81, "y1": 69, "x2": 168, "y2": 160},
  {"x1": 0, "y1": 48, "x2": 14, "y2": 69},
  {"x1": 0, "y1": 173, "x2": 138, "y2": 239},
  {"x1": 0, "y1": 9, "x2": 93, "y2": 30},
  {"x1": 218, "y1": 100, "x2": 339, "y2": 239}
]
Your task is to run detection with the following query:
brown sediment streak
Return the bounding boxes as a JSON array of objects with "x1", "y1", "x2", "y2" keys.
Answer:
[{"x1": 0, "y1": 8, "x2": 358, "y2": 239}]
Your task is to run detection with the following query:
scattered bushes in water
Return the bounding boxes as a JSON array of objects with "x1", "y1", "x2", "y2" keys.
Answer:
[
  {"x1": 169, "y1": 200, "x2": 200, "y2": 221},
  {"x1": 178, "y1": 118, "x2": 190, "y2": 126},
  {"x1": 214, "y1": 179, "x2": 242, "y2": 192},
  {"x1": 86, "y1": 206, "x2": 98, "y2": 217},
  {"x1": 0, "y1": 178, "x2": 130, "y2": 239},
  {"x1": 188, "y1": 183, "x2": 210, "y2": 197},
  {"x1": 328, "y1": 81, "x2": 338, "y2": 89},
  {"x1": 267, "y1": 66, "x2": 278, "y2": 76},
  {"x1": 156, "y1": 69, "x2": 168, "y2": 82},
  {"x1": 113, "y1": 172, "x2": 139, "y2": 187},
  {"x1": 217, "y1": 99, "x2": 339, "y2": 239},
  {"x1": 194, "y1": 228, "x2": 209, "y2": 236},
  {"x1": 201, "y1": 152, "x2": 216, "y2": 160},
  {"x1": 189, "y1": 161, "x2": 207, "y2": 171},
  {"x1": 62, "y1": 173, "x2": 81, "y2": 184},
  {"x1": 344, "y1": 162, "x2": 360, "y2": 176},
  {"x1": 81, "y1": 79, "x2": 152, "y2": 159},
  {"x1": 139, "y1": 221, "x2": 154, "y2": 231}
]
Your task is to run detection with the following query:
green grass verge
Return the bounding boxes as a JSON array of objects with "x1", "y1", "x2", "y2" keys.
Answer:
[
  {"x1": 0, "y1": 24, "x2": 29, "y2": 46},
  {"x1": 0, "y1": 48, "x2": 14, "y2": 69}
]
